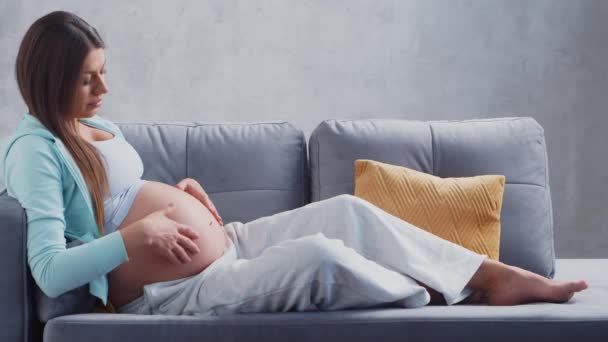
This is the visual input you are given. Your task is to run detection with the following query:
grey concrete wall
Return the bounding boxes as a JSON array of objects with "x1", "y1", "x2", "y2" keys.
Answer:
[{"x1": 1, "y1": 0, "x2": 607, "y2": 258}]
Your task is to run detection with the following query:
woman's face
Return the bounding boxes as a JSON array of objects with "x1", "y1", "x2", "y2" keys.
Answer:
[{"x1": 69, "y1": 47, "x2": 108, "y2": 119}]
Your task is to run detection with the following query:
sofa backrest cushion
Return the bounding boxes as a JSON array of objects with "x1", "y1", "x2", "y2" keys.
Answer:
[
  {"x1": 117, "y1": 120, "x2": 309, "y2": 224},
  {"x1": 309, "y1": 117, "x2": 555, "y2": 278}
]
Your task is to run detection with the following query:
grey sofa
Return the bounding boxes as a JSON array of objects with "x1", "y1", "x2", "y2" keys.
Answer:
[{"x1": 1, "y1": 117, "x2": 606, "y2": 342}]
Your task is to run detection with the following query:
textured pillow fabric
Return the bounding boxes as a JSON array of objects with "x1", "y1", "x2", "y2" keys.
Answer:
[
  {"x1": 354, "y1": 159, "x2": 506, "y2": 260},
  {"x1": 34, "y1": 239, "x2": 97, "y2": 323}
]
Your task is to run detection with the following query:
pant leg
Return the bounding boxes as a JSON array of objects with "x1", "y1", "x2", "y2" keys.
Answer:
[
  {"x1": 228, "y1": 194, "x2": 487, "y2": 305},
  {"x1": 178, "y1": 232, "x2": 430, "y2": 316},
  {"x1": 116, "y1": 293, "x2": 152, "y2": 314}
]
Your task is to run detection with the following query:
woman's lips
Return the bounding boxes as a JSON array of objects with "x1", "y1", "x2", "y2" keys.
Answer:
[{"x1": 88, "y1": 99, "x2": 102, "y2": 108}]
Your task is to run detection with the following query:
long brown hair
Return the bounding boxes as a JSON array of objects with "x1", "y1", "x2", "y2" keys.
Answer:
[{"x1": 15, "y1": 11, "x2": 109, "y2": 236}]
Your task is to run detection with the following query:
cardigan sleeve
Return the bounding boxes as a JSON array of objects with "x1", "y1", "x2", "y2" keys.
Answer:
[{"x1": 4, "y1": 135, "x2": 129, "y2": 298}]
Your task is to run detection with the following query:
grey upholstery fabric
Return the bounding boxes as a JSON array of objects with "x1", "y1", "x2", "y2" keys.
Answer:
[
  {"x1": 117, "y1": 121, "x2": 309, "y2": 224},
  {"x1": 42, "y1": 259, "x2": 608, "y2": 342},
  {"x1": 309, "y1": 117, "x2": 555, "y2": 278},
  {"x1": 0, "y1": 189, "x2": 41, "y2": 342}
]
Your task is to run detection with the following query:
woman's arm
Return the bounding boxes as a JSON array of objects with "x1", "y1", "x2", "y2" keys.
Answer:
[{"x1": 4, "y1": 136, "x2": 129, "y2": 298}]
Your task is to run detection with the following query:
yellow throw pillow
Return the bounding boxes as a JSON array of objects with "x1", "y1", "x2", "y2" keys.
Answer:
[{"x1": 354, "y1": 159, "x2": 505, "y2": 260}]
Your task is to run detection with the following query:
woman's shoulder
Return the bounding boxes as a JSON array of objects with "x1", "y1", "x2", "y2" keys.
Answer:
[
  {"x1": 2, "y1": 134, "x2": 63, "y2": 199},
  {"x1": 3, "y1": 134, "x2": 60, "y2": 167},
  {"x1": 7, "y1": 133, "x2": 55, "y2": 151}
]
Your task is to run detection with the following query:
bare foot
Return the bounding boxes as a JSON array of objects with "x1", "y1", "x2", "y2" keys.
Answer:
[{"x1": 483, "y1": 263, "x2": 588, "y2": 306}]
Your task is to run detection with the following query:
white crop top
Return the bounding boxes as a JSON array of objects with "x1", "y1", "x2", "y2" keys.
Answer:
[{"x1": 90, "y1": 134, "x2": 146, "y2": 234}]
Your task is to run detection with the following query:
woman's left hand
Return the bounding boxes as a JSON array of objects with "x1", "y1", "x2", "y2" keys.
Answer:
[{"x1": 175, "y1": 178, "x2": 224, "y2": 226}]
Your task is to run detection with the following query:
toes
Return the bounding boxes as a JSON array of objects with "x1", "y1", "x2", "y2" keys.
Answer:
[
  {"x1": 569, "y1": 281, "x2": 587, "y2": 292},
  {"x1": 552, "y1": 284, "x2": 580, "y2": 303}
]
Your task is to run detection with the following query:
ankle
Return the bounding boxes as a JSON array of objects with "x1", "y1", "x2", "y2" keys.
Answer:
[{"x1": 467, "y1": 258, "x2": 506, "y2": 291}]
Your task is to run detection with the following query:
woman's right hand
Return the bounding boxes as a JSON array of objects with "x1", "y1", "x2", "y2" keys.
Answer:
[{"x1": 137, "y1": 202, "x2": 201, "y2": 265}]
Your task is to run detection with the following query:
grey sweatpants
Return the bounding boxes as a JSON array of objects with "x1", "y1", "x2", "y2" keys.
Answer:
[{"x1": 116, "y1": 194, "x2": 487, "y2": 316}]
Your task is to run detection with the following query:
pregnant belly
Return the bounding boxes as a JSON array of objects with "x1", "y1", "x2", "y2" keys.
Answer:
[{"x1": 108, "y1": 180, "x2": 229, "y2": 309}]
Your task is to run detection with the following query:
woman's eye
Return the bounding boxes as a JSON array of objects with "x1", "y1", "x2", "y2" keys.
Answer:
[{"x1": 83, "y1": 79, "x2": 90, "y2": 85}]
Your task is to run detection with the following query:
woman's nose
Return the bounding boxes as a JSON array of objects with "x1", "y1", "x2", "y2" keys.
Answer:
[{"x1": 95, "y1": 76, "x2": 109, "y2": 95}]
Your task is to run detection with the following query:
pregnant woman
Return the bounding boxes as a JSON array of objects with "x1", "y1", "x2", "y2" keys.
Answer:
[{"x1": 2, "y1": 11, "x2": 587, "y2": 316}]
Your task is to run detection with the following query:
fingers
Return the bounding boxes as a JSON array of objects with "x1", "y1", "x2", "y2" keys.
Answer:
[
  {"x1": 178, "y1": 225, "x2": 199, "y2": 240},
  {"x1": 172, "y1": 244, "x2": 192, "y2": 264},
  {"x1": 177, "y1": 234, "x2": 200, "y2": 255},
  {"x1": 175, "y1": 178, "x2": 191, "y2": 191},
  {"x1": 208, "y1": 206, "x2": 222, "y2": 224},
  {"x1": 166, "y1": 250, "x2": 181, "y2": 265},
  {"x1": 182, "y1": 182, "x2": 207, "y2": 205},
  {"x1": 171, "y1": 234, "x2": 200, "y2": 264},
  {"x1": 179, "y1": 183, "x2": 224, "y2": 226},
  {"x1": 203, "y1": 201, "x2": 223, "y2": 225},
  {"x1": 162, "y1": 231, "x2": 200, "y2": 265}
]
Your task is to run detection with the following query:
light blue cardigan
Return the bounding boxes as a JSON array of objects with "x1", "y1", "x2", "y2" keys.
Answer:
[{"x1": 1, "y1": 113, "x2": 129, "y2": 305}]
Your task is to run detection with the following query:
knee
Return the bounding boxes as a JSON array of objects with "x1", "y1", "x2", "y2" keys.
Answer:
[
  {"x1": 332, "y1": 194, "x2": 359, "y2": 205},
  {"x1": 297, "y1": 233, "x2": 346, "y2": 268},
  {"x1": 334, "y1": 194, "x2": 370, "y2": 209}
]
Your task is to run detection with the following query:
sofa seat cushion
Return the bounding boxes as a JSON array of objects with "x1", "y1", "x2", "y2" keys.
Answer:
[{"x1": 45, "y1": 259, "x2": 608, "y2": 342}]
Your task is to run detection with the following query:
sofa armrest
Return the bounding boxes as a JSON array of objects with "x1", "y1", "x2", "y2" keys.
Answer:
[{"x1": 0, "y1": 190, "x2": 42, "y2": 342}]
